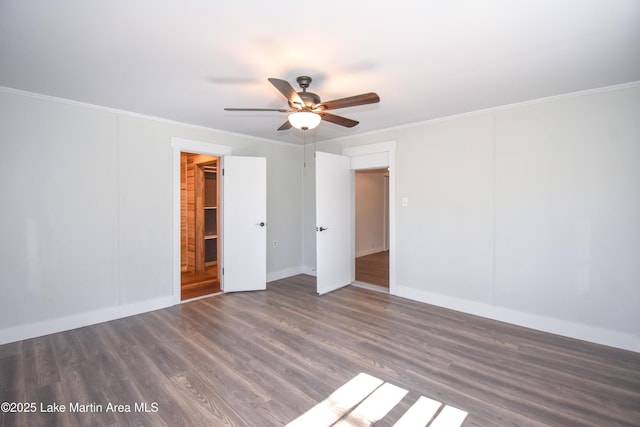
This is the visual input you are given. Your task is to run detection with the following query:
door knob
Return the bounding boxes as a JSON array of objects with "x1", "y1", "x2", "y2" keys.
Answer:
[
  {"x1": 317, "y1": 226, "x2": 329, "y2": 232},
  {"x1": 256, "y1": 222, "x2": 266, "y2": 227}
]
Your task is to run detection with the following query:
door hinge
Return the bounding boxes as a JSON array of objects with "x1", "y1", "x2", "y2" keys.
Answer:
[
  {"x1": 222, "y1": 268, "x2": 224, "y2": 275},
  {"x1": 222, "y1": 168, "x2": 225, "y2": 176}
]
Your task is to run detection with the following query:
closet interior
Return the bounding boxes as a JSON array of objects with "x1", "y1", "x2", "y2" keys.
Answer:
[{"x1": 180, "y1": 152, "x2": 221, "y2": 300}]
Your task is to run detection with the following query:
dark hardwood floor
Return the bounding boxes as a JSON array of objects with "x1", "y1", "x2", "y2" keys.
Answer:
[
  {"x1": 1, "y1": 275, "x2": 639, "y2": 426},
  {"x1": 355, "y1": 250, "x2": 389, "y2": 288}
]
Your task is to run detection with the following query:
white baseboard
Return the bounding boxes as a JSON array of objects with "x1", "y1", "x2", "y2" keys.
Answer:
[
  {"x1": 1, "y1": 267, "x2": 307, "y2": 345},
  {"x1": 301, "y1": 265, "x2": 317, "y2": 277},
  {"x1": 393, "y1": 284, "x2": 640, "y2": 353},
  {"x1": 0, "y1": 296, "x2": 176, "y2": 345},
  {"x1": 266, "y1": 266, "x2": 307, "y2": 282},
  {"x1": 9, "y1": 275, "x2": 634, "y2": 354}
]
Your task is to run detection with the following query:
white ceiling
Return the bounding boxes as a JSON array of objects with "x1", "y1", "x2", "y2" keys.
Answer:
[{"x1": 1, "y1": 0, "x2": 639, "y2": 144}]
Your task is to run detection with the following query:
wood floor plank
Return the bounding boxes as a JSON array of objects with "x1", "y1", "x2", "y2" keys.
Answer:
[
  {"x1": 356, "y1": 250, "x2": 389, "y2": 287},
  {"x1": 22, "y1": 336, "x2": 59, "y2": 389},
  {"x1": 24, "y1": 382, "x2": 73, "y2": 427},
  {"x1": 1, "y1": 274, "x2": 639, "y2": 426},
  {"x1": 0, "y1": 354, "x2": 23, "y2": 394}
]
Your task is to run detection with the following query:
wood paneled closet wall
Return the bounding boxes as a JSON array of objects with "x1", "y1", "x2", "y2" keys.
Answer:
[{"x1": 180, "y1": 152, "x2": 220, "y2": 299}]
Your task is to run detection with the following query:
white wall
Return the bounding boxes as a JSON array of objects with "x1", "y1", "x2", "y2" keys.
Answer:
[
  {"x1": 355, "y1": 170, "x2": 388, "y2": 257},
  {"x1": 0, "y1": 88, "x2": 303, "y2": 343},
  {"x1": 2, "y1": 83, "x2": 638, "y2": 352},
  {"x1": 309, "y1": 83, "x2": 640, "y2": 351},
  {"x1": 492, "y1": 88, "x2": 640, "y2": 334}
]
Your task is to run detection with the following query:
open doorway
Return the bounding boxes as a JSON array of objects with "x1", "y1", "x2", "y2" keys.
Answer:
[
  {"x1": 315, "y1": 141, "x2": 396, "y2": 295},
  {"x1": 180, "y1": 152, "x2": 221, "y2": 300},
  {"x1": 354, "y1": 169, "x2": 390, "y2": 289}
]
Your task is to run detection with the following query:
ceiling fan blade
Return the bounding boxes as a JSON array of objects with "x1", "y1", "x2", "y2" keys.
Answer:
[
  {"x1": 317, "y1": 92, "x2": 380, "y2": 110},
  {"x1": 224, "y1": 107, "x2": 290, "y2": 112},
  {"x1": 319, "y1": 112, "x2": 359, "y2": 128},
  {"x1": 277, "y1": 120, "x2": 292, "y2": 131},
  {"x1": 268, "y1": 78, "x2": 304, "y2": 109}
]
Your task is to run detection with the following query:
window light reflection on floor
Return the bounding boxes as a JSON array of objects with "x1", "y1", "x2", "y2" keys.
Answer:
[
  {"x1": 334, "y1": 381, "x2": 408, "y2": 426},
  {"x1": 285, "y1": 373, "x2": 468, "y2": 427}
]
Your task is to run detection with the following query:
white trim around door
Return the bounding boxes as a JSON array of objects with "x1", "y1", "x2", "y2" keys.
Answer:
[
  {"x1": 171, "y1": 137, "x2": 232, "y2": 304},
  {"x1": 343, "y1": 141, "x2": 397, "y2": 295}
]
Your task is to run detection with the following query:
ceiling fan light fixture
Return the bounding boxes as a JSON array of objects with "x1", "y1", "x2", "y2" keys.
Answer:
[
  {"x1": 225, "y1": 76, "x2": 379, "y2": 131},
  {"x1": 288, "y1": 111, "x2": 321, "y2": 130}
]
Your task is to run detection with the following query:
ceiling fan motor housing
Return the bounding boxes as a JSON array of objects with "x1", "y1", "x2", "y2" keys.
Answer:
[
  {"x1": 291, "y1": 76, "x2": 321, "y2": 109},
  {"x1": 296, "y1": 91, "x2": 321, "y2": 109}
]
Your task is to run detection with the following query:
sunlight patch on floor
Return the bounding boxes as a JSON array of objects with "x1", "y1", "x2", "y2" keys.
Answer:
[
  {"x1": 393, "y1": 396, "x2": 442, "y2": 427},
  {"x1": 286, "y1": 373, "x2": 468, "y2": 427},
  {"x1": 286, "y1": 373, "x2": 383, "y2": 427},
  {"x1": 334, "y1": 382, "x2": 408, "y2": 426}
]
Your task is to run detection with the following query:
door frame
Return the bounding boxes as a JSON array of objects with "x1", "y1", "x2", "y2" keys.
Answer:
[
  {"x1": 342, "y1": 141, "x2": 396, "y2": 294},
  {"x1": 171, "y1": 137, "x2": 232, "y2": 304}
]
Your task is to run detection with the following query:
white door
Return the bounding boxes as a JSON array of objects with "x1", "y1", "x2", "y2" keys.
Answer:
[
  {"x1": 223, "y1": 156, "x2": 267, "y2": 292},
  {"x1": 316, "y1": 151, "x2": 353, "y2": 295}
]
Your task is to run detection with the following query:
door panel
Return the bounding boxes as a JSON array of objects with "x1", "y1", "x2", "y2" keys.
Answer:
[
  {"x1": 316, "y1": 151, "x2": 352, "y2": 295},
  {"x1": 223, "y1": 156, "x2": 267, "y2": 292}
]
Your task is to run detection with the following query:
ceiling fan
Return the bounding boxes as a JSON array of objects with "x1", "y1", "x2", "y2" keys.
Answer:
[{"x1": 224, "y1": 76, "x2": 380, "y2": 131}]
